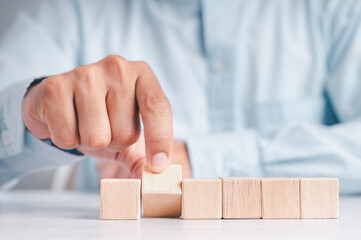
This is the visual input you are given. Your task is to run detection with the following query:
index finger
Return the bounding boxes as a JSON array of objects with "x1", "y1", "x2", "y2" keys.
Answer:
[{"x1": 132, "y1": 61, "x2": 173, "y2": 173}]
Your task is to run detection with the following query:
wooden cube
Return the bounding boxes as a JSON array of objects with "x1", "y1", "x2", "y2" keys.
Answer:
[
  {"x1": 142, "y1": 164, "x2": 182, "y2": 218},
  {"x1": 182, "y1": 179, "x2": 222, "y2": 219},
  {"x1": 100, "y1": 179, "x2": 140, "y2": 220},
  {"x1": 300, "y1": 178, "x2": 339, "y2": 219},
  {"x1": 222, "y1": 178, "x2": 261, "y2": 219},
  {"x1": 261, "y1": 178, "x2": 299, "y2": 219}
]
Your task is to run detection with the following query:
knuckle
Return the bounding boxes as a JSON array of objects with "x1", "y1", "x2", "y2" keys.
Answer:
[
  {"x1": 82, "y1": 134, "x2": 111, "y2": 149},
  {"x1": 104, "y1": 55, "x2": 130, "y2": 82},
  {"x1": 143, "y1": 96, "x2": 172, "y2": 115},
  {"x1": 112, "y1": 129, "x2": 140, "y2": 146},
  {"x1": 135, "y1": 61, "x2": 152, "y2": 73},
  {"x1": 53, "y1": 133, "x2": 78, "y2": 149},
  {"x1": 148, "y1": 132, "x2": 173, "y2": 146},
  {"x1": 42, "y1": 76, "x2": 63, "y2": 99},
  {"x1": 105, "y1": 55, "x2": 128, "y2": 69},
  {"x1": 105, "y1": 55, "x2": 124, "y2": 63},
  {"x1": 75, "y1": 65, "x2": 94, "y2": 84}
]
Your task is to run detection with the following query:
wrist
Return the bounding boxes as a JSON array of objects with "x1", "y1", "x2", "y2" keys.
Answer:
[
  {"x1": 24, "y1": 76, "x2": 49, "y2": 97},
  {"x1": 22, "y1": 78, "x2": 50, "y2": 140}
]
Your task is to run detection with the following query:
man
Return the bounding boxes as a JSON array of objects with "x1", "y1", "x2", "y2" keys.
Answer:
[{"x1": 1, "y1": 0, "x2": 361, "y2": 193}]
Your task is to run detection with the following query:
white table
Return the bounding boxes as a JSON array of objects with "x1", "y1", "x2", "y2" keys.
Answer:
[{"x1": 0, "y1": 191, "x2": 360, "y2": 240}]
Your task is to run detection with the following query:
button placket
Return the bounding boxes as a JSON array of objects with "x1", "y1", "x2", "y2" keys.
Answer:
[
  {"x1": 201, "y1": 0, "x2": 236, "y2": 132},
  {"x1": 1, "y1": 129, "x2": 11, "y2": 146}
]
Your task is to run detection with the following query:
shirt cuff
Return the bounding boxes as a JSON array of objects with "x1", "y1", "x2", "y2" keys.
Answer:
[
  {"x1": 0, "y1": 79, "x2": 84, "y2": 163},
  {"x1": 0, "y1": 79, "x2": 33, "y2": 159},
  {"x1": 24, "y1": 130, "x2": 84, "y2": 169}
]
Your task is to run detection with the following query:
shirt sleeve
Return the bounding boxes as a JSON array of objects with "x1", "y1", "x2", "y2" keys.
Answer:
[
  {"x1": 186, "y1": 121, "x2": 361, "y2": 194},
  {"x1": 0, "y1": 0, "x2": 84, "y2": 188},
  {"x1": 186, "y1": 1, "x2": 361, "y2": 195},
  {"x1": 0, "y1": 79, "x2": 85, "y2": 188}
]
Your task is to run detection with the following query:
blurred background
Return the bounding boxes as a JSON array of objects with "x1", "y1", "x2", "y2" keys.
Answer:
[
  {"x1": 0, "y1": 0, "x2": 43, "y2": 38},
  {"x1": 1, "y1": 0, "x2": 67, "y2": 190}
]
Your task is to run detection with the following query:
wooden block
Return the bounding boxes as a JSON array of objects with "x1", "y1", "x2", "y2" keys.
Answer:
[
  {"x1": 142, "y1": 164, "x2": 182, "y2": 218},
  {"x1": 182, "y1": 179, "x2": 222, "y2": 219},
  {"x1": 261, "y1": 178, "x2": 299, "y2": 219},
  {"x1": 100, "y1": 179, "x2": 140, "y2": 220},
  {"x1": 300, "y1": 178, "x2": 339, "y2": 219},
  {"x1": 221, "y1": 178, "x2": 261, "y2": 219}
]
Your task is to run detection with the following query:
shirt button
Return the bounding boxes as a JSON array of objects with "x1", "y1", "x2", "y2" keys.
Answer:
[
  {"x1": 2, "y1": 130, "x2": 11, "y2": 145},
  {"x1": 212, "y1": 60, "x2": 226, "y2": 72}
]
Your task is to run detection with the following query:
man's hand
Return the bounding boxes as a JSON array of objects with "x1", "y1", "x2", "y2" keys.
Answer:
[
  {"x1": 22, "y1": 55, "x2": 173, "y2": 177},
  {"x1": 97, "y1": 137, "x2": 192, "y2": 179}
]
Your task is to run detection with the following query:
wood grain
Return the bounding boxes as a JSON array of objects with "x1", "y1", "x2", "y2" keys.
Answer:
[
  {"x1": 299, "y1": 178, "x2": 339, "y2": 219},
  {"x1": 100, "y1": 179, "x2": 140, "y2": 220},
  {"x1": 261, "y1": 178, "x2": 299, "y2": 219},
  {"x1": 142, "y1": 164, "x2": 182, "y2": 218},
  {"x1": 142, "y1": 193, "x2": 182, "y2": 218},
  {"x1": 182, "y1": 179, "x2": 222, "y2": 219},
  {"x1": 222, "y1": 178, "x2": 261, "y2": 219}
]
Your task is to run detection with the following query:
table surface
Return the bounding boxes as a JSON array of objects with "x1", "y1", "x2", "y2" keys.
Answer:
[{"x1": 1, "y1": 191, "x2": 360, "y2": 240}]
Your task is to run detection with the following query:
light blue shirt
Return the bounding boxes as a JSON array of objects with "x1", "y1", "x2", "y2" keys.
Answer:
[{"x1": 1, "y1": 0, "x2": 361, "y2": 194}]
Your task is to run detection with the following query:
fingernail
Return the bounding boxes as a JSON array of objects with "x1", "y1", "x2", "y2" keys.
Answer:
[{"x1": 151, "y1": 152, "x2": 168, "y2": 172}]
